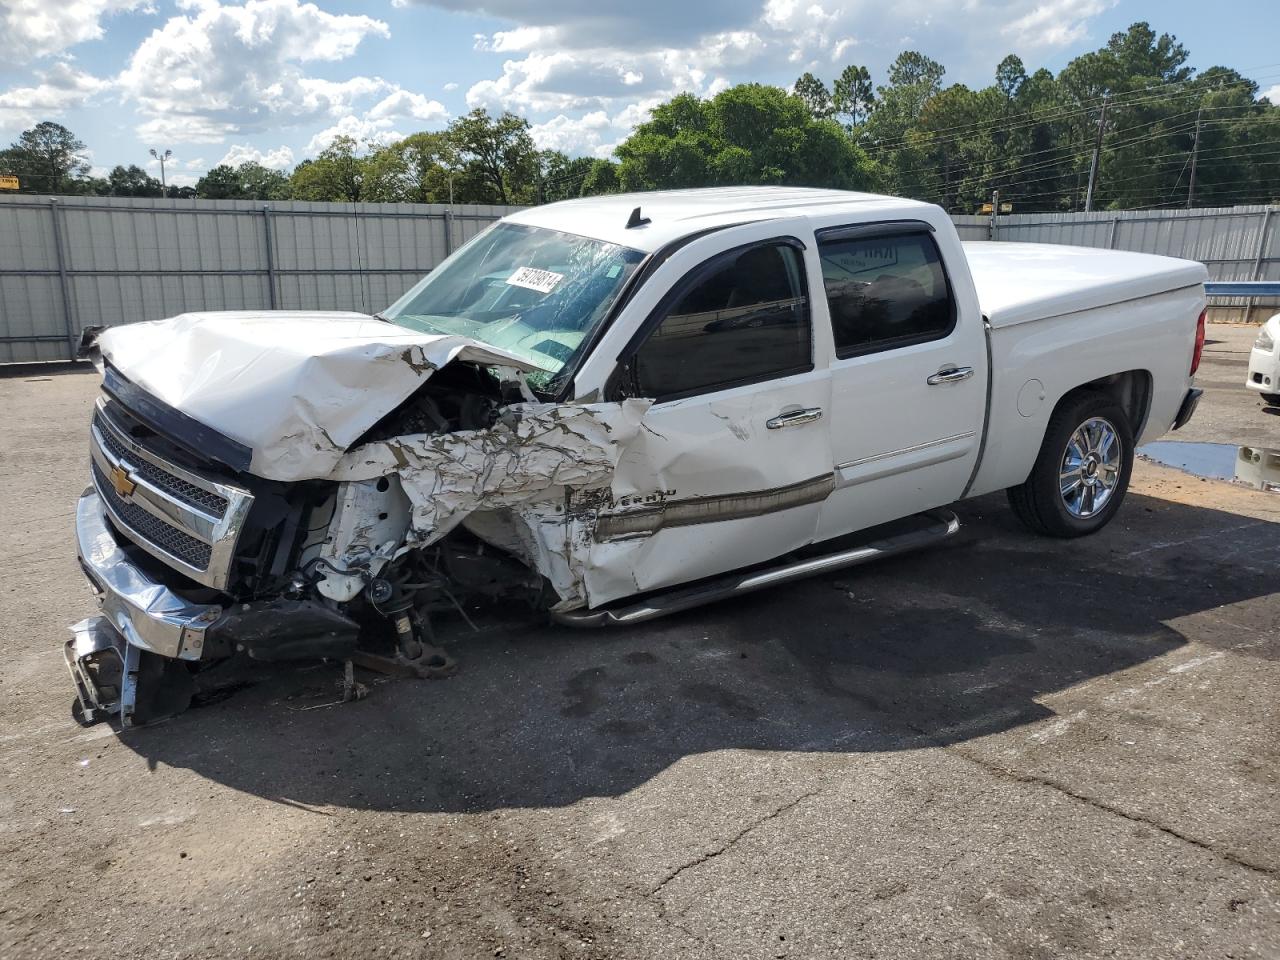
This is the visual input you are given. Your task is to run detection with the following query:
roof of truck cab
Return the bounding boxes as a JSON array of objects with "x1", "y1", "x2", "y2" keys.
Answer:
[
  {"x1": 503, "y1": 186, "x2": 936, "y2": 252},
  {"x1": 963, "y1": 241, "x2": 1208, "y2": 328}
]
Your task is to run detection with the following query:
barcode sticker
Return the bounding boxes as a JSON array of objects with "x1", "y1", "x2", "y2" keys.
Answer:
[{"x1": 506, "y1": 266, "x2": 564, "y2": 294}]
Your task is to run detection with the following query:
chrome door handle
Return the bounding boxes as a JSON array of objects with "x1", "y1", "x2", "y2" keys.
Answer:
[
  {"x1": 927, "y1": 366, "x2": 974, "y2": 386},
  {"x1": 766, "y1": 407, "x2": 824, "y2": 429}
]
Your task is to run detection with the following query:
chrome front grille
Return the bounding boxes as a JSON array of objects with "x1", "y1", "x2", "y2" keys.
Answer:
[
  {"x1": 95, "y1": 420, "x2": 230, "y2": 515},
  {"x1": 91, "y1": 460, "x2": 213, "y2": 569},
  {"x1": 89, "y1": 401, "x2": 253, "y2": 590}
]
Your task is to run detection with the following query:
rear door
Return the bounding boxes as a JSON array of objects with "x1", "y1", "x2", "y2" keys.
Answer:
[
  {"x1": 585, "y1": 224, "x2": 833, "y2": 605},
  {"x1": 814, "y1": 222, "x2": 988, "y2": 541}
]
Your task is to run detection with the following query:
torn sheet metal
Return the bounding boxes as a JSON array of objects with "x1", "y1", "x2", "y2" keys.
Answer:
[
  {"x1": 97, "y1": 311, "x2": 545, "y2": 482},
  {"x1": 331, "y1": 401, "x2": 651, "y2": 581}
]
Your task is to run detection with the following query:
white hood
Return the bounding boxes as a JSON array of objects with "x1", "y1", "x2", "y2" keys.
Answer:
[{"x1": 98, "y1": 311, "x2": 545, "y2": 482}]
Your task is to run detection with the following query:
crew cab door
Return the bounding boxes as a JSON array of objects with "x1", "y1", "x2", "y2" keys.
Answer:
[
  {"x1": 814, "y1": 221, "x2": 988, "y2": 540},
  {"x1": 585, "y1": 222, "x2": 833, "y2": 605}
]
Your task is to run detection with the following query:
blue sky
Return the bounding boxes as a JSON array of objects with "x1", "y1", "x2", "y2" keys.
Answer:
[{"x1": 1, "y1": 0, "x2": 1277, "y2": 187}]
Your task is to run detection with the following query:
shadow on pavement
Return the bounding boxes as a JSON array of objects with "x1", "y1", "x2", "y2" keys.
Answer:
[{"x1": 122, "y1": 490, "x2": 1278, "y2": 813}]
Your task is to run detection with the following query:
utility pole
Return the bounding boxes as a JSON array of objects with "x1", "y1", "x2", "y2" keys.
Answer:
[
  {"x1": 1084, "y1": 94, "x2": 1109, "y2": 212},
  {"x1": 1187, "y1": 104, "x2": 1204, "y2": 209},
  {"x1": 149, "y1": 148, "x2": 172, "y2": 197}
]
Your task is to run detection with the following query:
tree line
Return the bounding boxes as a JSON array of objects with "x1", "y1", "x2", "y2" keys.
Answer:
[{"x1": 2, "y1": 22, "x2": 1277, "y2": 213}]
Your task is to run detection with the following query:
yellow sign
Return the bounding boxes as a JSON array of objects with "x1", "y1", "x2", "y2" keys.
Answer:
[
  {"x1": 0, "y1": 175, "x2": 18, "y2": 190},
  {"x1": 979, "y1": 202, "x2": 1014, "y2": 215}
]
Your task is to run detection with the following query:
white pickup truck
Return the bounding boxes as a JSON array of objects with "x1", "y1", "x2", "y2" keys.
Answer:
[{"x1": 69, "y1": 187, "x2": 1208, "y2": 726}]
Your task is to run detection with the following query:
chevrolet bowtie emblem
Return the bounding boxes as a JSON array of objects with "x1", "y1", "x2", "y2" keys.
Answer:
[{"x1": 108, "y1": 463, "x2": 137, "y2": 500}]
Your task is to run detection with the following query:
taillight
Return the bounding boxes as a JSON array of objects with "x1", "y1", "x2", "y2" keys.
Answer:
[{"x1": 1190, "y1": 308, "x2": 1206, "y2": 375}]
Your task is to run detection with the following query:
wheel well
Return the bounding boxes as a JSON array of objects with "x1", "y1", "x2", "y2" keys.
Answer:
[{"x1": 1056, "y1": 370, "x2": 1152, "y2": 436}]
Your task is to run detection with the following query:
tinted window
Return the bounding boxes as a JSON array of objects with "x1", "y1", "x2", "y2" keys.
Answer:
[
  {"x1": 632, "y1": 243, "x2": 811, "y2": 400},
  {"x1": 819, "y1": 232, "x2": 955, "y2": 356}
]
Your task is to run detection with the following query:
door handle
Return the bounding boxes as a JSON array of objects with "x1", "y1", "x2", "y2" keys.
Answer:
[
  {"x1": 927, "y1": 366, "x2": 974, "y2": 386},
  {"x1": 766, "y1": 407, "x2": 823, "y2": 429}
]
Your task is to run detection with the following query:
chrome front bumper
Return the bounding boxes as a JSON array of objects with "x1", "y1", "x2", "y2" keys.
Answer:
[
  {"x1": 75, "y1": 489, "x2": 224, "y2": 661},
  {"x1": 70, "y1": 490, "x2": 225, "y2": 727}
]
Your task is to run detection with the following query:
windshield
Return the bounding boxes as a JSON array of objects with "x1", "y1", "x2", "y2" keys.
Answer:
[{"x1": 382, "y1": 222, "x2": 646, "y2": 393}]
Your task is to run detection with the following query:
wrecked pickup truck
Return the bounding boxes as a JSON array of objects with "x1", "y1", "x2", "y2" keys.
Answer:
[{"x1": 67, "y1": 186, "x2": 1209, "y2": 726}]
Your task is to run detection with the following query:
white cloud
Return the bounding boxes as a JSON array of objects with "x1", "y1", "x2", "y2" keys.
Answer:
[
  {"x1": 217, "y1": 143, "x2": 296, "y2": 169},
  {"x1": 530, "y1": 110, "x2": 611, "y2": 155},
  {"x1": 367, "y1": 89, "x2": 448, "y2": 123},
  {"x1": 1262, "y1": 84, "x2": 1280, "y2": 104},
  {"x1": 116, "y1": 0, "x2": 392, "y2": 143},
  {"x1": 443, "y1": 82, "x2": 459, "y2": 92},
  {"x1": 1001, "y1": 0, "x2": 1112, "y2": 49},
  {"x1": 0, "y1": 0, "x2": 147, "y2": 67},
  {"x1": 305, "y1": 116, "x2": 402, "y2": 153},
  {"x1": 0, "y1": 62, "x2": 110, "y2": 130}
]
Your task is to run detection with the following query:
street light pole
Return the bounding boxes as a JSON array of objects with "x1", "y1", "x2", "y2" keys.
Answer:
[{"x1": 149, "y1": 148, "x2": 173, "y2": 197}]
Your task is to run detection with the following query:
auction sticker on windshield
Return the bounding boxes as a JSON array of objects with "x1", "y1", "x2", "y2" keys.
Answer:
[{"x1": 507, "y1": 266, "x2": 565, "y2": 294}]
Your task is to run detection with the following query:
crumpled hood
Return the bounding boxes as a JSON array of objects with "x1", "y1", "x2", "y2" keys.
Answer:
[{"x1": 98, "y1": 310, "x2": 545, "y2": 482}]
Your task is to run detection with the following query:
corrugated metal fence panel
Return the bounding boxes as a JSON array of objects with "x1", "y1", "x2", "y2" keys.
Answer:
[
  {"x1": 951, "y1": 216, "x2": 989, "y2": 241},
  {"x1": 0, "y1": 196, "x2": 520, "y2": 362},
  {"x1": 4, "y1": 196, "x2": 1278, "y2": 364}
]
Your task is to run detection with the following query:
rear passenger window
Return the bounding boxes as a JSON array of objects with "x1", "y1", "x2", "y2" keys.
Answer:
[
  {"x1": 819, "y1": 231, "x2": 956, "y2": 357},
  {"x1": 630, "y1": 242, "x2": 811, "y2": 401}
]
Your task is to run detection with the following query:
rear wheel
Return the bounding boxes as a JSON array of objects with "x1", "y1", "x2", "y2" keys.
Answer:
[
  {"x1": 1261, "y1": 393, "x2": 1280, "y2": 407},
  {"x1": 1007, "y1": 391, "x2": 1134, "y2": 538}
]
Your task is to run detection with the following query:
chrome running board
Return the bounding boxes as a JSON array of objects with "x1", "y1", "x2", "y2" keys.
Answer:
[{"x1": 553, "y1": 509, "x2": 960, "y2": 628}]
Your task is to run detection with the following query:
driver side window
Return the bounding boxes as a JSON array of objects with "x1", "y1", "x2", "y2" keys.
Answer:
[{"x1": 628, "y1": 241, "x2": 812, "y2": 402}]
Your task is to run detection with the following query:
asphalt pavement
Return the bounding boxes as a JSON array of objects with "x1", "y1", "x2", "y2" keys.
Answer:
[{"x1": 0, "y1": 325, "x2": 1277, "y2": 959}]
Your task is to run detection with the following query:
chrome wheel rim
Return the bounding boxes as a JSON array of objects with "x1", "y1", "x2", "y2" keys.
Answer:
[{"x1": 1060, "y1": 417, "x2": 1122, "y2": 519}]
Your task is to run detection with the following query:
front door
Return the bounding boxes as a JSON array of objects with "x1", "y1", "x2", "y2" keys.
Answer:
[
  {"x1": 815, "y1": 222, "x2": 988, "y2": 540},
  {"x1": 585, "y1": 231, "x2": 833, "y2": 606}
]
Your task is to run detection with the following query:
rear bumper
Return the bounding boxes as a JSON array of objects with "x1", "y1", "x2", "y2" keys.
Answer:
[
  {"x1": 76, "y1": 489, "x2": 223, "y2": 661},
  {"x1": 1171, "y1": 387, "x2": 1203, "y2": 431},
  {"x1": 1246, "y1": 345, "x2": 1277, "y2": 393}
]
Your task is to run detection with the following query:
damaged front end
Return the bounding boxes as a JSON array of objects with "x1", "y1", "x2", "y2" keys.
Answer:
[{"x1": 69, "y1": 316, "x2": 648, "y2": 728}]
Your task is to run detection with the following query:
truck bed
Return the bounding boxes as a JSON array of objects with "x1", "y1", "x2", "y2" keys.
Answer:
[{"x1": 963, "y1": 241, "x2": 1207, "y2": 328}]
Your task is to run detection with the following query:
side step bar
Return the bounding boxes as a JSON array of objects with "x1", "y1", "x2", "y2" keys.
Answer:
[{"x1": 553, "y1": 508, "x2": 960, "y2": 628}]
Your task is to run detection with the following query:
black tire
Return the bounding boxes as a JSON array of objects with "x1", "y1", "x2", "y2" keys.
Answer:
[
  {"x1": 1006, "y1": 390, "x2": 1134, "y2": 538},
  {"x1": 1262, "y1": 393, "x2": 1280, "y2": 407},
  {"x1": 71, "y1": 698, "x2": 98, "y2": 727}
]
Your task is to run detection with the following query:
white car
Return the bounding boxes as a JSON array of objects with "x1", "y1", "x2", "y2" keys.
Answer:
[
  {"x1": 1247, "y1": 313, "x2": 1280, "y2": 406},
  {"x1": 68, "y1": 187, "x2": 1208, "y2": 726}
]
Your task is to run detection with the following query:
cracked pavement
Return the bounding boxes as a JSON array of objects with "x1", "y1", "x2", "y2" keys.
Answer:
[{"x1": 1, "y1": 325, "x2": 1278, "y2": 959}]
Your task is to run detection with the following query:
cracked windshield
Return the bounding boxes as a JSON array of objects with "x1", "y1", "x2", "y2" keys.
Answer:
[{"x1": 382, "y1": 222, "x2": 645, "y2": 393}]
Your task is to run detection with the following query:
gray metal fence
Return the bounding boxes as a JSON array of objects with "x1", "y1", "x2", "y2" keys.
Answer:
[
  {"x1": 0, "y1": 195, "x2": 519, "y2": 363},
  {"x1": 2, "y1": 195, "x2": 1278, "y2": 364}
]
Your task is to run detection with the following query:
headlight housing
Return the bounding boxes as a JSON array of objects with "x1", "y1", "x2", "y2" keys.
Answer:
[{"x1": 1256, "y1": 328, "x2": 1276, "y2": 352}]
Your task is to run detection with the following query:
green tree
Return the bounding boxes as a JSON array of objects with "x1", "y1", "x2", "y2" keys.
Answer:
[
  {"x1": 100, "y1": 164, "x2": 164, "y2": 197},
  {"x1": 833, "y1": 65, "x2": 875, "y2": 128},
  {"x1": 288, "y1": 136, "x2": 366, "y2": 201},
  {"x1": 195, "y1": 165, "x2": 242, "y2": 199},
  {"x1": 536, "y1": 150, "x2": 595, "y2": 202},
  {"x1": 445, "y1": 109, "x2": 538, "y2": 204},
  {"x1": 363, "y1": 132, "x2": 459, "y2": 203},
  {"x1": 793, "y1": 72, "x2": 834, "y2": 119},
  {"x1": 615, "y1": 84, "x2": 875, "y2": 192},
  {"x1": 1, "y1": 121, "x2": 90, "y2": 193},
  {"x1": 579, "y1": 158, "x2": 621, "y2": 196},
  {"x1": 196, "y1": 161, "x2": 290, "y2": 200},
  {"x1": 995, "y1": 55, "x2": 1027, "y2": 99}
]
